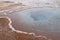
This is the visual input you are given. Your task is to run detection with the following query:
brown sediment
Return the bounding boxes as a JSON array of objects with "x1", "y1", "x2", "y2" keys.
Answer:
[{"x1": 0, "y1": 17, "x2": 49, "y2": 40}]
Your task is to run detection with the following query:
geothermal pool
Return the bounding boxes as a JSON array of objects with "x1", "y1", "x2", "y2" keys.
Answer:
[
  {"x1": 0, "y1": 8, "x2": 60, "y2": 40},
  {"x1": 0, "y1": 8, "x2": 60, "y2": 32},
  {"x1": 8, "y1": 8, "x2": 60, "y2": 32}
]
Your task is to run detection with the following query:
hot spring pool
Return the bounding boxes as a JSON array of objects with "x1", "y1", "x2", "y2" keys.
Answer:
[{"x1": 0, "y1": 8, "x2": 60, "y2": 32}]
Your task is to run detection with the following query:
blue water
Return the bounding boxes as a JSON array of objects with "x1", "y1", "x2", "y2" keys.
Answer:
[
  {"x1": 19, "y1": 8, "x2": 60, "y2": 32},
  {"x1": 30, "y1": 10, "x2": 54, "y2": 22},
  {"x1": 20, "y1": 8, "x2": 60, "y2": 22}
]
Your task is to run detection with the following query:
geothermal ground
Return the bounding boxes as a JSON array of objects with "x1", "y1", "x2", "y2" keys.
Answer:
[{"x1": 0, "y1": 1, "x2": 60, "y2": 40}]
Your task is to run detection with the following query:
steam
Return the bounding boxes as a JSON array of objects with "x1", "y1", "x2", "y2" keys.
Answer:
[
  {"x1": 13, "y1": 8, "x2": 60, "y2": 32},
  {"x1": 17, "y1": 8, "x2": 57, "y2": 23}
]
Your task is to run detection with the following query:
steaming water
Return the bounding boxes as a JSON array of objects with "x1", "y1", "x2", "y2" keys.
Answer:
[
  {"x1": 0, "y1": 8, "x2": 60, "y2": 40},
  {"x1": 1, "y1": 8, "x2": 60, "y2": 32},
  {"x1": 12, "y1": 8, "x2": 60, "y2": 32}
]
